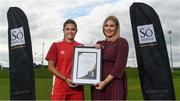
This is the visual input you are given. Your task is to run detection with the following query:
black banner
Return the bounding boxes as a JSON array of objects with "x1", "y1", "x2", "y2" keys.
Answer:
[
  {"x1": 7, "y1": 7, "x2": 36, "y2": 100},
  {"x1": 130, "y1": 2, "x2": 175, "y2": 100}
]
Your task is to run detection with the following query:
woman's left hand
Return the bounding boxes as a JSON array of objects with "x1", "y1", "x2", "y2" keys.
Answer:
[
  {"x1": 94, "y1": 81, "x2": 106, "y2": 90},
  {"x1": 66, "y1": 78, "x2": 78, "y2": 88}
]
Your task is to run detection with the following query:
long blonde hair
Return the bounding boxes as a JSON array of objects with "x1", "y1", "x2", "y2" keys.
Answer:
[{"x1": 103, "y1": 15, "x2": 120, "y2": 42}]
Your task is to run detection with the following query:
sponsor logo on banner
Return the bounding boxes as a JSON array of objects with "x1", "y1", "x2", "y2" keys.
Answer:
[
  {"x1": 137, "y1": 24, "x2": 156, "y2": 44},
  {"x1": 11, "y1": 27, "x2": 25, "y2": 47}
]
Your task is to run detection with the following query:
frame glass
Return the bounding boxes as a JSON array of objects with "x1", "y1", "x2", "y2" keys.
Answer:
[{"x1": 72, "y1": 46, "x2": 101, "y2": 85}]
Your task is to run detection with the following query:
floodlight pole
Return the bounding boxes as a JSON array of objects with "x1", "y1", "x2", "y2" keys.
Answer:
[
  {"x1": 168, "y1": 30, "x2": 173, "y2": 72},
  {"x1": 41, "y1": 43, "x2": 44, "y2": 69}
]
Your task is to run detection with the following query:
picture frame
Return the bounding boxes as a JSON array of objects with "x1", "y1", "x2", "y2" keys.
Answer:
[{"x1": 72, "y1": 46, "x2": 101, "y2": 85}]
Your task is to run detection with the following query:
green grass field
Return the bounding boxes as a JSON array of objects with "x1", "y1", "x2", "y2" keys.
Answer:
[{"x1": 0, "y1": 68, "x2": 180, "y2": 100}]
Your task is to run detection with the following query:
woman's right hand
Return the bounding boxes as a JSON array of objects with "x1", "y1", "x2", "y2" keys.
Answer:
[
  {"x1": 95, "y1": 44, "x2": 101, "y2": 49},
  {"x1": 65, "y1": 78, "x2": 78, "y2": 88}
]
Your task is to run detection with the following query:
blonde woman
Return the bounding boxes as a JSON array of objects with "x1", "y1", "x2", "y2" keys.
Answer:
[{"x1": 91, "y1": 15, "x2": 129, "y2": 100}]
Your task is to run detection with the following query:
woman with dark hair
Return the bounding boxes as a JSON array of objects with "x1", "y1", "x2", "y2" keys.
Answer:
[
  {"x1": 91, "y1": 15, "x2": 129, "y2": 100},
  {"x1": 46, "y1": 19, "x2": 84, "y2": 100}
]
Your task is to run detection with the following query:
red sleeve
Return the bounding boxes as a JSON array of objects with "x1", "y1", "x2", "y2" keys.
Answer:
[
  {"x1": 110, "y1": 38, "x2": 129, "y2": 79},
  {"x1": 96, "y1": 40, "x2": 102, "y2": 44},
  {"x1": 45, "y1": 42, "x2": 58, "y2": 61}
]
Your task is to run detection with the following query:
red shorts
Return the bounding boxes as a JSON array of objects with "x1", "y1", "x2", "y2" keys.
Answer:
[{"x1": 51, "y1": 92, "x2": 84, "y2": 100}]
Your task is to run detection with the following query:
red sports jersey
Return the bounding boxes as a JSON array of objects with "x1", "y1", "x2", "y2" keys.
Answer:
[{"x1": 46, "y1": 40, "x2": 84, "y2": 96}]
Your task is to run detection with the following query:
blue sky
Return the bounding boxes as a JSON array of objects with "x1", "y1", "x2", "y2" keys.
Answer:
[
  {"x1": 63, "y1": 0, "x2": 119, "y2": 18},
  {"x1": 0, "y1": 0, "x2": 180, "y2": 67},
  {"x1": 63, "y1": 5, "x2": 91, "y2": 18}
]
